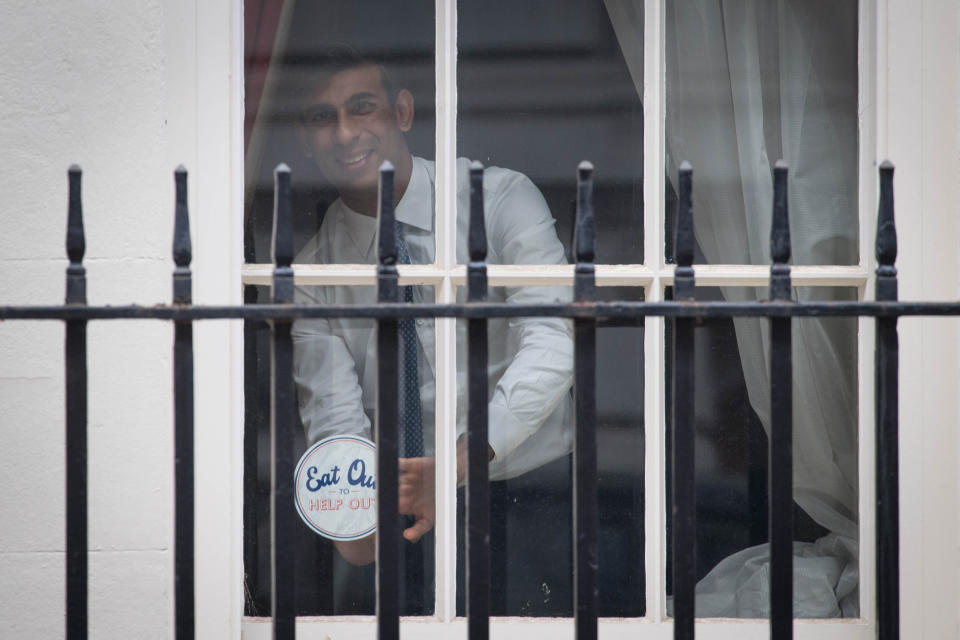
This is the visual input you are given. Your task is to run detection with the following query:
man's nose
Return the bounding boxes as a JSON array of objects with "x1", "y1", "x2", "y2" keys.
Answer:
[{"x1": 335, "y1": 113, "x2": 359, "y2": 145}]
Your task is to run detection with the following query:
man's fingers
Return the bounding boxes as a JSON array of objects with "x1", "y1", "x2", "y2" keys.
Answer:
[{"x1": 402, "y1": 517, "x2": 435, "y2": 543}]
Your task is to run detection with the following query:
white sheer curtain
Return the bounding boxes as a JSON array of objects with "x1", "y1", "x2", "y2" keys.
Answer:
[{"x1": 606, "y1": 0, "x2": 860, "y2": 617}]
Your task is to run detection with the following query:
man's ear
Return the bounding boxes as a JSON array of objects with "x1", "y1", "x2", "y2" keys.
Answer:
[
  {"x1": 294, "y1": 120, "x2": 314, "y2": 158},
  {"x1": 394, "y1": 89, "x2": 414, "y2": 132}
]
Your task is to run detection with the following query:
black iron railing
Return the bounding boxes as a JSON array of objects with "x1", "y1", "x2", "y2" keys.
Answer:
[{"x1": 1, "y1": 159, "x2": 953, "y2": 640}]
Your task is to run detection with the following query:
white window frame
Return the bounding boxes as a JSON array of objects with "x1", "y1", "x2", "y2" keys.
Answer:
[{"x1": 209, "y1": 1, "x2": 960, "y2": 638}]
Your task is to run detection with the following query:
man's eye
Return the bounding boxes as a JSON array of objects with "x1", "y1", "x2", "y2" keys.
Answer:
[
  {"x1": 305, "y1": 110, "x2": 336, "y2": 126},
  {"x1": 351, "y1": 101, "x2": 377, "y2": 115}
]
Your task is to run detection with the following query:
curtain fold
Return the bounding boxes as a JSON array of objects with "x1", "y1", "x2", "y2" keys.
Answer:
[
  {"x1": 606, "y1": 0, "x2": 860, "y2": 617},
  {"x1": 245, "y1": 0, "x2": 290, "y2": 151},
  {"x1": 244, "y1": 0, "x2": 296, "y2": 231}
]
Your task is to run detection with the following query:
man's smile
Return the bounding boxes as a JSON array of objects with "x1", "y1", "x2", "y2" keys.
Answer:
[{"x1": 336, "y1": 149, "x2": 375, "y2": 172}]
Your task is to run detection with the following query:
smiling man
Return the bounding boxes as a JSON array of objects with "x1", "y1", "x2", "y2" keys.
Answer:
[
  {"x1": 289, "y1": 48, "x2": 575, "y2": 612},
  {"x1": 296, "y1": 61, "x2": 414, "y2": 216}
]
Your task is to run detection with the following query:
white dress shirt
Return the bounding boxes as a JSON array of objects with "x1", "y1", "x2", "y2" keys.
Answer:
[{"x1": 292, "y1": 156, "x2": 574, "y2": 480}]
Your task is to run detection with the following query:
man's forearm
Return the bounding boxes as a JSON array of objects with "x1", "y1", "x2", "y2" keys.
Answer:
[{"x1": 335, "y1": 535, "x2": 376, "y2": 566}]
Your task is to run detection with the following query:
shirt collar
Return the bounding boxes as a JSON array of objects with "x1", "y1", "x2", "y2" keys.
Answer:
[
  {"x1": 336, "y1": 155, "x2": 433, "y2": 258},
  {"x1": 395, "y1": 156, "x2": 433, "y2": 232}
]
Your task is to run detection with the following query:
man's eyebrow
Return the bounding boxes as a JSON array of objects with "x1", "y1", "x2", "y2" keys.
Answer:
[
  {"x1": 347, "y1": 91, "x2": 379, "y2": 103},
  {"x1": 302, "y1": 102, "x2": 335, "y2": 115}
]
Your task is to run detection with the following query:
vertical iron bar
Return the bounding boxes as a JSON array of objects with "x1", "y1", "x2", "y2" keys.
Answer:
[
  {"x1": 466, "y1": 161, "x2": 490, "y2": 640},
  {"x1": 243, "y1": 209, "x2": 260, "y2": 614},
  {"x1": 242, "y1": 280, "x2": 264, "y2": 614},
  {"x1": 270, "y1": 164, "x2": 296, "y2": 640},
  {"x1": 65, "y1": 164, "x2": 88, "y2": 640},
  {"x1": 172, "y1": 167, "x2": 195, "y2": 640},
  {"x1": 376, "y1": 161, "x2": 400, "y2": 640},
  {"x1": 672, "y1": 162, "x2": 696, "y2": 640},
  {"x1": 573, "y1": 161, "x2": 598, "y2": 640},
  {"x1": 875, "y1": 161, "x2": 899, "y2": 640},
  {"x1": 768, "y1": 161, "x2": 793, "y2": 640}
]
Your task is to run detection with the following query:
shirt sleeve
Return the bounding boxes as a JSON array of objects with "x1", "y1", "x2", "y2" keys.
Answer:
[
  {"x1": 482, "y1": 169, "x2": 575, "y2": 461},
  {"x1": 292, "y1": 284, "x2": 372, "y2": 446}
]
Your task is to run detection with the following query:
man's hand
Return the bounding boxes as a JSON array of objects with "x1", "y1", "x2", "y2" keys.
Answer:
[
  {"x1": 396, "y1": 438, "x2": 495, "y2": 543},
  {"x1": 398, "y1": 457, "x2": 436, "y2": 542}
]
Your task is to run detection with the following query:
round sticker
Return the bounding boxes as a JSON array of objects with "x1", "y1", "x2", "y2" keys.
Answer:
[{"x1": 294, "y1": 435, "x2": 377, "y2": 541}]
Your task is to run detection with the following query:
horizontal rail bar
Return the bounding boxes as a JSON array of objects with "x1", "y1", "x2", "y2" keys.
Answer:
[{"x1": 3, "y1": 301, "x2": 960, "y2": 321}]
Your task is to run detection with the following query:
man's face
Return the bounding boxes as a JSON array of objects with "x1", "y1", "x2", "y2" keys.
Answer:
[{"x1": 297, "y1": 64, "x2": 413, "y2": 194}]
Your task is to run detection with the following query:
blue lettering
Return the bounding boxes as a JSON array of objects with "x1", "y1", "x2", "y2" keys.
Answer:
[
  {"x1": 306, "y1": 464, "x2": 343, "y2": 492},
  {"x1": 347, "y1": 458, "x2": 376, "y2": 490},
  {"x1": 306, "y1": 466, "x2": 321, "y2": 491}
]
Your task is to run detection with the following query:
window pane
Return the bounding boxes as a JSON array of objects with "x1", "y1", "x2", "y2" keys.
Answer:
[
  {"x1": 458, "y1": 0, "x2": 644, "y2": 265},
  {"x1": 243, "y1": 0, "x2": 437, "y2": 616},
  {"x1": 664, "y1": 286, "x2": 859, "y2": 619},
  {"x1": 244, "y1": 0, "x2": 435, "y2": 266},
  {"x1": 244, "y1": 282, "x2": 438, "y2": 616},
  {"x1": 664, "y1": 1, "x2": 859, "y2": 265},
  {"x1": 455, "y1": 285, "x2": 645, "y2": 617}
]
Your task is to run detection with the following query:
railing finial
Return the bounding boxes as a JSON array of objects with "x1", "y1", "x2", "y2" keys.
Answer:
[
  {"x1": 574, "y1": 161, "x2": 595, "y2": 264},
  {"x1": 469, "y1": 160, "x2": 487, "y2": 264},
  {"x1": 173, "y1": 166, "x2": 191, "y2": 266},
  {"x1": 468, "y1": 161, "x2": 488, "y2": 303},
  {"x1": 66, "y1": 164, "x2": 86, "y2": 304},
  {"x1": 172, "y1": 166, "x2": 192, "y2": 304},
  {"x1": 876, "y1": 161, "x2": 897, "y2": 278},
  {"x1": 674, "y1": 162, "x2": 695, "y2": 300},
  {"x1": 272, "y1": 163, "x2": 293, "y2": 304},
  {"x1": 377, "y1": 160, "x2": 397, "y2": 267},
  {"x1": 272, "y1": 163, "x2": 292, "y2": 268},
  {"x1": 771, "y1": 160, "x2": 791, "y2": 265},
  {"x1": 377, "y1": 160, "x2": 398, "y2": 303},
  {"x1": 770, "y1": 160, "x2": 791, "y2": 301},
  {"x1": 574, "y1": 161, "x2": 596, "y2": 301}
]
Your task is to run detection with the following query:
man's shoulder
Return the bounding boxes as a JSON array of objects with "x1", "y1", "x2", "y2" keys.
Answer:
[
  {"x1": 412, "y1": 155, "x2": 532, "y2": 192},
  {"x1": 453, "y1": 157, "x2": 534, "y2": 196}
]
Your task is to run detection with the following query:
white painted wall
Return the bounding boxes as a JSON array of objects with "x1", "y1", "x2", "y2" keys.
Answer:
[
  {"x1": 0, "y1": 1, "x2": 243, "y2": 638},
  {"x1": 885, "y1": 0, "x2": 960, "y2": 637}
]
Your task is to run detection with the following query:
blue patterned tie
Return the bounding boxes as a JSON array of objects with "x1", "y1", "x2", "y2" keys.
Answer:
[{"x1": 396, "y1": 222, "x2": 424, "y2": 457}]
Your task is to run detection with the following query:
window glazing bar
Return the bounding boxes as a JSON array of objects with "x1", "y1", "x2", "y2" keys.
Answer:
[{"x1": 433, "y1": 0, "x2": 460, "y2": 621}]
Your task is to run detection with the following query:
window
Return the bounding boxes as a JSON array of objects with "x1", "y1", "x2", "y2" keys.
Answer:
[{"x1": 241, "y1": 0, "x2": 879, "y2": 635}]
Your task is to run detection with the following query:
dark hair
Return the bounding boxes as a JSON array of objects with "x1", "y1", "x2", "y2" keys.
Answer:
[{"x1": 281, "y1": 44, "x2": 399, "y2": 117}]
